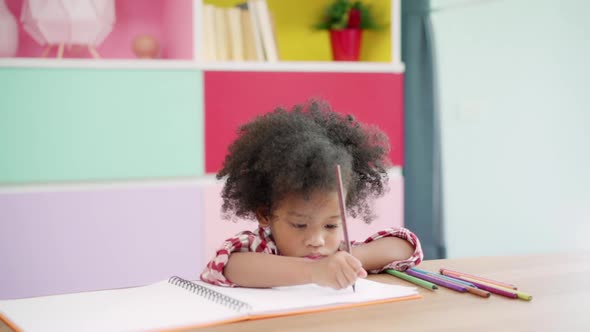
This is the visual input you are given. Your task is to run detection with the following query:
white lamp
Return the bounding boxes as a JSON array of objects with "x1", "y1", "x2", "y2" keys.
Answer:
[{"x1": 21, "y1": 0, "x2": 116, "y2": 58}]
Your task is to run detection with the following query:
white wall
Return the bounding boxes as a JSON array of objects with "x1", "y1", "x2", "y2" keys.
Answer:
[{"x1": 430, "y1": 0, "x2": 590, "y2": 257}]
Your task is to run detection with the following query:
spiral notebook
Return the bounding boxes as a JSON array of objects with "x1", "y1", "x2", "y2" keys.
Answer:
[{"x1": 0, "y1": 276, "x2": 419, "y2": 332}]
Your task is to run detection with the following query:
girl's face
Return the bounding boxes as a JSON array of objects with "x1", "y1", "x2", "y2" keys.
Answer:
[{"x1": 258, "y1": 190, "x2": 344, "y2": 259}]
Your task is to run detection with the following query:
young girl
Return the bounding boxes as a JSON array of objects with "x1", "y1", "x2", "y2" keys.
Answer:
[{"x1": 201, "y1": 100, "x2": 423, "y2": 290}]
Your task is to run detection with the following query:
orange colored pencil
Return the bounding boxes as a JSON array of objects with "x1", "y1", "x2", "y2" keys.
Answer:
[
  {"x1": 441, "y1": 273, "x2": 518, "y2": 299},
  {"x1": 463, "y1": 285, "x2": 491, "y2": 298},
  {"x1": 439, "y1": 268, "x2": 517, "y2": 290},
  {"x1": 454, "y1": 275, "x2": 532, "y2": 301},
  {"x1": 430, "y1": 274, "x2": 490, "y2": 298}
]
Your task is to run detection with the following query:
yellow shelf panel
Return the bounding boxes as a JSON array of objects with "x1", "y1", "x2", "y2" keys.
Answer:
[{"x1": 204, "y1": 0, "x2": 392, "y2": 62}]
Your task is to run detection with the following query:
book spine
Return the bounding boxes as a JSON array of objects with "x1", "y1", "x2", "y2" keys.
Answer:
[
  {"x1": 213, "y1": 6, "x2": 229, "y2": 61},
  {"x1": 252, "y1": 0, "x2": 278, "y2": 62},
  {"x1": 246, "y1": 0, "x2": 266, "y2": 61},
  {"x1": 202, "y1": 4, "x2": 217, "y2": 61},
  {"x1": 227, "y1": 7, "x2": 244, "y2": 61}
]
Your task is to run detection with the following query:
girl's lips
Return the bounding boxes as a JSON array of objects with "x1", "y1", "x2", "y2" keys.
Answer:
[{"x1": 304, "y1": 254, "x2": 325, "y2": 260}]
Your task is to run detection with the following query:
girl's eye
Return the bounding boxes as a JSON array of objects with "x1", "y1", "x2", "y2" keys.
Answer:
[
  {"x1": 325, "y1": 224, "x2": 339, "y2": 229},
  {"x1": 290, "y1": 223, "x2": 307, "y2": 229}
]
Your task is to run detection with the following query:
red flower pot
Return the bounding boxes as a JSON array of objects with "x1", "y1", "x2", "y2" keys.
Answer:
[{"x1": 329, "y1": 29, "x2": 362, "y2": 61}]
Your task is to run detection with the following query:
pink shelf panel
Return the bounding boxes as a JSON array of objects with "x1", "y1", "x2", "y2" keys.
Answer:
[
  {"x1": 204, "y1": 71, "x2": 404, "y2": 173},
  {"x1": 4, "y1": 0, "x2": 193, "y2": 60}
]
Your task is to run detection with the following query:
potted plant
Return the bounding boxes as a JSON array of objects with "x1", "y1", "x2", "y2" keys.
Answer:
[{"x1": 316, "y1": 0, "x2": 379, "y2": 61}]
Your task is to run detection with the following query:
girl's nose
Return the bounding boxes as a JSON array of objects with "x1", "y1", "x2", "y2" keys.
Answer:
[{"x1": 304, "y1": 231, "x2": 325, "y2": 247}]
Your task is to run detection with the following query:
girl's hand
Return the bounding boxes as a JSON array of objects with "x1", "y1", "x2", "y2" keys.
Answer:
[{"x1": 309, "y1": 251, "x2": 367, "y2": 289}]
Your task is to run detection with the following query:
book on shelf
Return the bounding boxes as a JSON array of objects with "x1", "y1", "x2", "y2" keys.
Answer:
[
  {"x1": 202, "y1": 0, "x2": 277, "y2": 62},
  {"x1": 238, "y1": 1, "x2": 264, "y2": 61},
  {"x1": 213, "y1": 5, "x2": 229, "y2": 61},
  {"x1": 227, "y1": 7, "x2": 244, "y2": 61},
  {"x1": 0, "y1": 276, "x2": 419, "y2": 332},
  {"x1": 240, "y1": 8, "x2": 259, "y2": 61},
  {"x1": 250, "y1": 0, "x2": 278, "y2": 62},
  {"x1": 202, "y1": 4, "x2": 217, "y2": 61}
]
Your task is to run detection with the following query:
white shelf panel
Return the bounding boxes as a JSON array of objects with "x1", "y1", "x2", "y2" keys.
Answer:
[
  {"x1": 0, "y1": 166, "x2": 402, "y2": 193},
  {"x1": 0, "y1": 58, "x2": 405, "y2": 73},
  {"x1": 0, "y1": 175, "x2": 221, "y2": 193},
  {"x1": 200, "y1": 61, "x2": 405, "y2": 73},
  {"x1": 0, "y1": 58, "x2": 198, "y2": 70}
]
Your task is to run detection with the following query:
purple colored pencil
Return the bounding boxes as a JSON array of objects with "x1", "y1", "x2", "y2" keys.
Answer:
[
  {"x1": 406, "y1": 269, "x2": 467, "y2": 293},
  {"x1": 442, "y1": 273, "x2": 518, "y2": 299},
  {"x1": 410, "y1": 268, "x2": 476, "y2": 288}
]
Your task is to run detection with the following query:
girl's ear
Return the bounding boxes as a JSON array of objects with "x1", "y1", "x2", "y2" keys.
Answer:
[{"x1": 255, "y1": 207, "x2": 271, "y2": 227}]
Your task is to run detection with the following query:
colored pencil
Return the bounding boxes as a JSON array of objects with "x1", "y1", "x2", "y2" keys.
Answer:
[
  {"x1": 439, "y1": 268, "x2": 517, "y2": 290},
  {"x1": 406, "y1": 269, "x2": 467, "y2": 293},
  {"x1": 411, "y1": 268, "x2": 476, "y2": 288},
  {"x1": 335, "y1": 165, "x2": 354, "y2": 292},
  {"x1": 455, "y1": 275, "x2": 533, "y2": 301},
  {"x1": 405, "y1": 269, "x2": 494, "y2": 299},
  {"x1": 385, "y1": 269, "x2": 438, "y2": 291},
  {"x1": 463, "y1": 285, "x2": 491, "y2": 298},
  {"x1": 409, "y1": 269, "x2": 490, "y2": 298},
  {"x1": 427, "y1": 273, "x2": 491, "y2": 298},
  {"x1": 441, "y1": 272, "x2": 518, "y2": 299}
]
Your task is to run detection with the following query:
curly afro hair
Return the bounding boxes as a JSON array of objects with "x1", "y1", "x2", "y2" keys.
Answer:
[{"x1": 217, "y1": 99, "x2": 391, "y2": 223}]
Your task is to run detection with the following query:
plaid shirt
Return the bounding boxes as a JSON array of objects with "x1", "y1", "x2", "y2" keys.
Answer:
[{"x1": 201, "y1": 226, "x2": 424, "y2": 287}]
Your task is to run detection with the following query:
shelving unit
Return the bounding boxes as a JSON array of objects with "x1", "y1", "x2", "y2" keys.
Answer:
[
  {"x1": 0, "y1": 0, "x2": 405, "y2": 176},
  {"x1": 1, "y1": 0, "x2": 405, "y2": 178},
  {"x1": 2, "y1": 0, "x2": 402, "y2": 71},
  {"x1": 0, "y1": 0, "x2": 409, "y2": 297}
]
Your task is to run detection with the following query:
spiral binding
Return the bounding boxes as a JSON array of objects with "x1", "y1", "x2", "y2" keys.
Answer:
[{"x1": 168, "y1": 276, "x2": 252, "y2": 312}]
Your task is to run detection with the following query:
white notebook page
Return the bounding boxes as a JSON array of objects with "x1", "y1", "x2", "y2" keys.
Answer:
[
  {"x1": 0, "y1": 278, "x2": 417, "y2": 332},
  {"x1": 0, "y1": 281, "x2": 241, "y2": 332},
  {"x1": 201, "y1": 278, "x2": 418, "y2": 314}
]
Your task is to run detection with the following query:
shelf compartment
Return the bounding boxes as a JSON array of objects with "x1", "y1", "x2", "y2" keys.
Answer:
[
  {"x1": 204, "y1": 70, "x2": 404, "y2": 173},
  {"x1": 4, "y1": 0, "x2": 194, "y2": 60}
]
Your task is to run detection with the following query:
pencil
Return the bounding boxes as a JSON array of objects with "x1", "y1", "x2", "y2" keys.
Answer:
[
  {"x1": 455, "y1": 275, "x2": 532, "y2": 301},
  {"x1": 411, "y1": 269, "x2": 491, "y2": 298},
  {"x1": 385, "y1": 269, "x2": 438, "y2": 291},
  {"x1": 411, "y1": 268, "x2": 477, "y2": 288},
  {"x1": 335, "y1": 164, "x2": 355, "y2": 292},
  {"x1": 406, "y1": 269, "x2": 467, "y2": 292},
  {"x1": 439, "y1": 268, "x2": 517, "y2": 290},
  {"x1": 441, "y1": 272, "x2": 518, "y2": 299},
  {"x1": 463, "y1": 285, "x2": 491, "y2": 298}
]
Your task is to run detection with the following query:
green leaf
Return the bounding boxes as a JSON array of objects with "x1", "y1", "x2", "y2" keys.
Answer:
[{"x1": 314, "y1": 0, "x2": 379, "y2": 30}]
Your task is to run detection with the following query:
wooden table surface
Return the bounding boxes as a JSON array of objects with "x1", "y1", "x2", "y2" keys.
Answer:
[
  {"x1": 192, "y1": 252, "x2": 589, "y2": 332},
  {"x1": 1, "y1": 252, "x2": 588, "y2": 332}
]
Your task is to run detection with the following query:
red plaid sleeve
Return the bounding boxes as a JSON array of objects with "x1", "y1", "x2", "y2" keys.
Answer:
[
  {"x1": 200, "y1": 227, "x2": 278, "y2": 287},
  {"x1": 352, "y1": 227, "x2": 423, "y2": 274}
]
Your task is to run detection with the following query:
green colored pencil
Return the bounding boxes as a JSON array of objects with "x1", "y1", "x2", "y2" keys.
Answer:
[{"x1": 385, "y1": 269, "x2": 438, "y2": 291}]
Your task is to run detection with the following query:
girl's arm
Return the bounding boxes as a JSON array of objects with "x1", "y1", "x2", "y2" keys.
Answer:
[
  {"x1": 224, "y1": 252, "x2": 311, "y2": 287},
  {"x1": 225, "y1": 251, "x2": 366, "y2": 289},
  {"x1": 352, "y1": 237, "x2": 415, "y2": 271}
]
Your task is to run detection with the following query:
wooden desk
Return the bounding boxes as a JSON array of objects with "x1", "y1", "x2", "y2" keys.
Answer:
[
  {"x1": 194, "y1": 252, "x2": 589, "y2": 332},
  {"x1": 1, "y1": 253, "x2": 587, "y2": 332}
]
